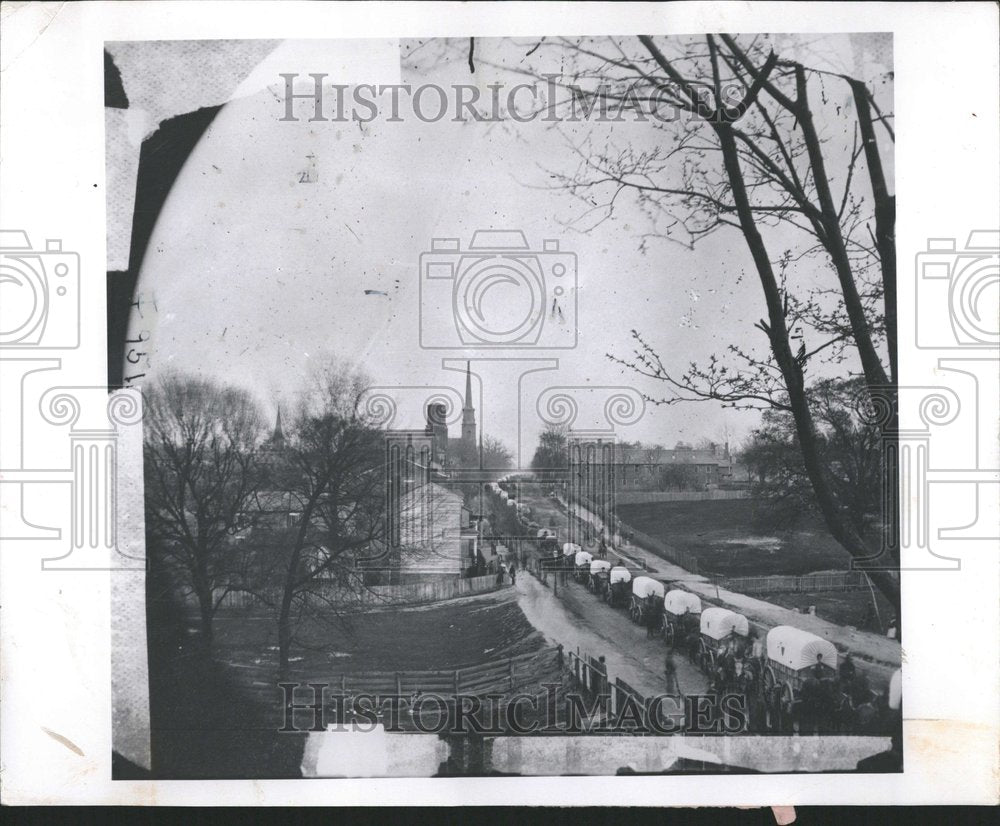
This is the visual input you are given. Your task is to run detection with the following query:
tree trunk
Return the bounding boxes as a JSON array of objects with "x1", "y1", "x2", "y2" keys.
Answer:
[
  {"x1": 714, "y1": 120, "x2": 900, "y2": 613},
  {"x1": 277, "y1": 592, "x2": 293, "y2": 679},
  {"x1": 849, "y1": 78, "x2": 897, "y2": 387},
  {"x1": 194, "y1": 583, "x2": 214, "y2": 644},
  {"x1": 792, "y1": 67, "x2": 890, "y2": 393},
  {"x1": 192, "y1": 554, "x2": 215, "y2": 644},
  {"x1": 277, "y1": 488, "x2": 323, "y2": 678}
]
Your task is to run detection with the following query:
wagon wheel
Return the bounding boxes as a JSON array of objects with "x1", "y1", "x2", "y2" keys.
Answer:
[
  {"x1": 781, "y1": 683, "x2": 796, "y2": 734},
  {"x1": 663, "y1": 620, "x2": 675, "y2": 649},
  {"x1": 748, "y1": 660, "x2": 763, "y2": 698},
  {"x1": 701, "y1": 648, "x2": 716, "y2": 677},
  {"x1": 761, "y1": 665, "x2": 775, "y2": 698},
  {"x1": 763, "y1": 682, "x2": 784, "y2": 733},
  {"x1": 760, "y1": 668, "x2": 778, "y2": 732}
]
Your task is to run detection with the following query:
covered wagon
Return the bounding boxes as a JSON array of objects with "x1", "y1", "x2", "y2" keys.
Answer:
[
  {"x1": 588, "y1": 559, "x2": 612, "y2": 596},
  {"x1": 559, "y1": 542, "x2": 581, "y2": 573},
  {"x1": 606, "y1": 565, "x2": 632, "y2": 608},
  {"x1": 888, "y1": 668, "x2": 902, "y2": 712},
  {"x1": 695, "y1": 607, "x2": 750, "y2": 676},
  {"x1": 538, "y1": 531, "x2": 559, "y2": 556},
  {"x1": 629, "y1": 576, "x2": 665, "y2": 628},
  {"x1": 761, "y1": 625, "x2": 839, "y2": 732},
  {"x1": 661, "y1": 589, "x2": 703, "y2": 649},
  {"x1": 573, "y1": 550, "x2": 594, "y2": 583}
]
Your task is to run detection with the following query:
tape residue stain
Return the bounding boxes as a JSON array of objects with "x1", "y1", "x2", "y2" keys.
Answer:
[{"x1": 41, "y1": 727, "x2": 85, "y2": 757}]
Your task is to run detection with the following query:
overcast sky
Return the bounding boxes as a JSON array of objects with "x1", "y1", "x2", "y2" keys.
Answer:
[{"x1": 128, "y1": 35, "x2": 892, "y2": 466}]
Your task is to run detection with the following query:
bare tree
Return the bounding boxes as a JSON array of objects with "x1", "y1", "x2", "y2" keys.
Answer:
[
  {"x1": 740, "y1": 377, "x2": 882, "y2": 530},
  {"x1": 458, "y1": 34, "x2": 898, "y2": 609},
  {"x1": 530, "y1": 424, "x2": 569, "y2": 478},
  {"x1": 263, "y1": 359, "x2": 387, "y2": 677},
  {"x1": 143, "y1": 372, "x2": 265, "y2": 642},
  {"x1": 448, "y1": 433, "x2": 514, "y2": 473}
]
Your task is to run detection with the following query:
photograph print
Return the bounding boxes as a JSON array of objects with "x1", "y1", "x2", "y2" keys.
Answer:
[{"x1": 106, "y1": 32, "x2": 903, "y2": 779}]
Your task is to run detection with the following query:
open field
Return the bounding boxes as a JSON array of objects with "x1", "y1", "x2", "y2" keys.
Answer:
[
  {"x1": 616, "y1": 499, "x2": 857, "y2": 578},
  {"x1": 761, "y1": 588, "x2": 895, "y2": 635},
  {"x1": 211, "y1": 586, "x2": 546, "y2": 678}
]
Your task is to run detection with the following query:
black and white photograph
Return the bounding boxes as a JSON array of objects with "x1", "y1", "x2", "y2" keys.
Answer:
[
  {"x1": 0, "y1": 0, "x2": 997, "y2": 809},
  {"x1": 106, "y1": 32, "x2": 904, "y2": 778}
]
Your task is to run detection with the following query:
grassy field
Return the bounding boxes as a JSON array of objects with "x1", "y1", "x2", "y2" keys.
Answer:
[
  {"x1": 762, "y1": 588, "x2": 895, "y2": 634},
  {"x1": 146, "y1": 587, "x2": 545, "y2": 778},
  {"x1": 616, "y1": 498, "x2": 856, "y2": 578},
  {"x1": 212, "y1": 588, "x2": 546, "y2": 678},
  {"x1": 614, "y1": 498, "x2": 898, "y2": 630}
]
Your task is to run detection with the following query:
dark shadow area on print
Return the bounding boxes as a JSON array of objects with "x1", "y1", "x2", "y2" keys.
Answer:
[
  {"x1": 133, "y1": 551, "x2": 306, "y2": 779},
  {"x1": 105, "y1": 50, "x2": 221, "y2": 391}
]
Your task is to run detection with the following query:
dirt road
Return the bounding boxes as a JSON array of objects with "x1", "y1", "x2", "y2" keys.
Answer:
[
  {"x1": 514, "y1": 484, "x2": 901, "y2": 687},
  {"x1": 514, "y1": 568, "x2": 709, "y2": 698}
]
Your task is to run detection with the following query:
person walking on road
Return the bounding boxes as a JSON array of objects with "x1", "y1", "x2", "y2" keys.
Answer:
[{"x1": 663, "y1": 653, "x2": 680, "y2": 696}]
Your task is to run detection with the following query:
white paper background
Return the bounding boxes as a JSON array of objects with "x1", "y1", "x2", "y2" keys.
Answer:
[{"x1": 0, "y1": 0, "x2": 997, "y2": 806}]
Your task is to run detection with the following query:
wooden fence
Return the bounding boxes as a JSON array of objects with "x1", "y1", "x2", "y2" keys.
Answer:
[
  {"x1": 615, "y1": 489, "x2": 750, "y2": 505},
  {"x1": 717, "y1": 571, "x2": 872, "y2": 595},
  {"x1": 216, "y1": 573, "x2": 506, "y2": 610},
  {"x1": 567, "y1": 647, "x2": 608, "y2": 698},
  {"x1": 248, "y1": 645, "x2": 562, "y2": 704},
  {"x1": 611, "y1": 676, "x2": 648, "y2": 717},
  {"x1": 566, "y1": 648, "x2": 652, "y2": 722}
]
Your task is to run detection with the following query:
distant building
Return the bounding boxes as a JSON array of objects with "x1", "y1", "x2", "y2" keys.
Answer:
[
  {"x1": 396, "y1": 481, "x2": 478, "y2": 579},
  {"x1": 378, "y1": 373, "x2": 483, "y2": 582},
  {"x1": 250, "y1": 384, "x2": 488, "y2": 584},
  {"x1": 259, "y1": 405, "x2": 287, "y2": 469},
  {"x1": 614, "y1": 441, "x2": 741, "y2": 490},
  {"x1": 569, "y1": 439, "x2": 748, "y2": 500},
  {"x1": 461, "y1": 361, "x2": 477, "y2": 449}
]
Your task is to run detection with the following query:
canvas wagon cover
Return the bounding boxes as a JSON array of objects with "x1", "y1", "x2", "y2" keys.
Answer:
[
  {"x1": 632, "y1": 576, "x2": 665, "y2": 599},
  {"x1": 609, "y1": 566, "x2": 632, "y2": 584},
  {"x1": 562, "y1": 542, "x2": 581, "y2": 556},
  {"x1": 590, "y1": 559, "x2": 612, "y2": 575},
  {"x1": 889, "y1": 668, "x2": 902, "y2": 710},
  {"x1": 766, "y1": 625, "x2": 839, "y2": 670},
  {"x1": 574, "y1": 550, "x2": 593, "y2": 567},
  {"x1": 699, "y1": 606, "x2": 750, "y2": 639},
  {"x1": 664, "y1": 589, "x2": 702, "y2": 616}
]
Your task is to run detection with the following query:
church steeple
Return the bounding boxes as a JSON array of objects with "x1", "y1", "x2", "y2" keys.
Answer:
[
  {"x1": 271, "y1": 406, "x2": 284, "y2": 446},
  {"x1": 461, "y1": 361, "x2": 477, "y2": 447}
]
